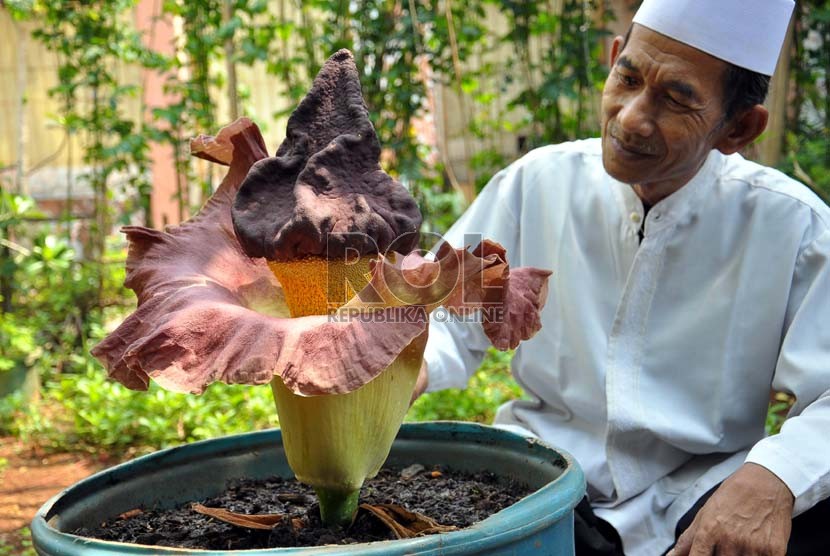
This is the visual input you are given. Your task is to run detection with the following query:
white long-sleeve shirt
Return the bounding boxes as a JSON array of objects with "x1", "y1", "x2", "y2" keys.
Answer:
[{"x1": 423, "y1": 138, "x2": 830, "y2": 555}]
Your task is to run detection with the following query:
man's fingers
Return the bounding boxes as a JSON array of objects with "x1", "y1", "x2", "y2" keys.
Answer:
[
  {"x1": 409, "y1": 360, "x2": 429, "y2": 405},
  {"x1": 671, "y1": 518, "x2": 718, "y2": 556},
  {"x1": 669, "y1": 465, "x2": 793, "y2": 556},
  {"x1": 687, "y1": 532, "x2": 717, "y2": 556},
  {"x1": 670, "y1": 519, "x2": 697, "y2": 556}
]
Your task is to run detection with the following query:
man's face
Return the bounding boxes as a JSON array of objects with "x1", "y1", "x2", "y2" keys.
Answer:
[{"x1": 600, "y1": 25, "x2": 730, "y2": 196}]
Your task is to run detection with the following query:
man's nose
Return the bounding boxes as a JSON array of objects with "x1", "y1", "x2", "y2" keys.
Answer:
[{"x1": 617, "y1": 92, "x2": 655, "y2": 137}]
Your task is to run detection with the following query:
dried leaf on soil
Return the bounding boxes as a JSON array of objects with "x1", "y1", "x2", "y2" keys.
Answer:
[
  {"x1": 192, "y1": 503, "x2": 284, "y2": 530},
  {"x1": 117, "y1": 509, "x2": 143, "y2": 520},
  {"x1": 360, "y1": 503, "x2": 458, "y2": 539}
]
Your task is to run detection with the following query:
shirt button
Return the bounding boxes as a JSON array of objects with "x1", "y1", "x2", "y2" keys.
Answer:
[{"x1": 630, "y1": 213, "x2": 642, "y2": 224}]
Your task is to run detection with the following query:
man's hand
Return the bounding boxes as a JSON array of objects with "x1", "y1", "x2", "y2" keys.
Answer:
[
  {"x1": 669, "y1": 463, "x2": 794, "y2": 556},
  {"x1": 410, "y1": 360, "x2": 429, "y2": 406}
]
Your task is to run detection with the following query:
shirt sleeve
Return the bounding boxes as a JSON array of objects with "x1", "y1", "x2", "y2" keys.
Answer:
[
  {"x1": 745, "y1": 228, "x2": 830, "y2": 515},
  {"x1": 423, "y1": 163, "x2": 522, "y2": 392}
]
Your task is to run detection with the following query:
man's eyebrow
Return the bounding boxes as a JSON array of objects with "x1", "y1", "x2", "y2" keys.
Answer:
[
  {"x1": 615, "y1": 55, "x2": 638, "y2": 73},
  {"x1": 615, "y1": 54, "x2": 702, "y2": 104}
]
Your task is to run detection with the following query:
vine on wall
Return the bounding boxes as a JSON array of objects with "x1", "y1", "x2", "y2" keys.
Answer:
[
  {"x1": 27, "y1": 0, "x2": 163, "y2": 300},
  {"x1": 782, "y1": 1, "x2": 830, "y2": 200},
  {"x1": 8, "y1": 0, "x2": 829, "y2": 236}
]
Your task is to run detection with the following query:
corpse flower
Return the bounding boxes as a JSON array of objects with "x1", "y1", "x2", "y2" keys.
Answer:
[{"x1": 92, "y1": 50, "x2": 552, "y2": 529}]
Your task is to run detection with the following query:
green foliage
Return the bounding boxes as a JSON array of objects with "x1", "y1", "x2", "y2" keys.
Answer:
[
  {"x1": 488, "y1": 0, "x2": 611, "y2": 148},
  {"x1": 0, "y1": 527, "x2": 36, "y2": 556},
  {"x1": 2, "y1": 0, "x2": 33, "y2": 20},
  {"x1": 1, "y1": 195, "x2": 75, "y2": 382},
  {"x1": 0, "y1": 207, "x2": 279, "y2": 451},
  {"x1": 1, "y1": 191, "x2": 42, "y2": 314},
  {"x1": 0, "y1": 347, "x2": 516, "y2": 452},
  {"x1": 0, "y1": 191, "x2": 41, "y2": 227},
  {"x1": 2, "y1": 192, "x2": 138, "y2": 456},
  {"x1": 470, "y1": 149, "x2": 510, "y2": 194},
  {"x1": 765, "y1": 402, "x2": 788, "y2": 437},
  {"x1": 0, "y1": 314, "x2": 38, "y2": 373},
  {"x1": 778, "y1": 2, "x2": 830, "y2": 200},
  {"x1": 0, "y1": 196, "x2": 129, "y2": 387},
  {"x1": 152, "y1": 0, "x2": 223, "y2": 215},
  {"x1": 1, "y1": 368, "x2": 278, "y2": 453},
  {"x1": 407, "y1": 348, "x2": 524, "y2": 423},
  {"x1": 415, "y1": 183, "x2": 467, "y2": 238},
  {"x1": 765, "y1": 392, "x2": 795, "y2": 436}
]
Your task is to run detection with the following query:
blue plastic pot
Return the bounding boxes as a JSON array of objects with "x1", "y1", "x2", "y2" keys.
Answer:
[{"x1": 32, "y1": 422, "x2": 585, "y2": 555}]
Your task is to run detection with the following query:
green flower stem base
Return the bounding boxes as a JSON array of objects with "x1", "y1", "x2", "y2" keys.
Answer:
[{"x1": 315, "y1": 487, "x2": 361, "y2": 528}]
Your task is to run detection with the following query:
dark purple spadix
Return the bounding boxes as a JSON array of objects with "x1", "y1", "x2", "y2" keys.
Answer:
[{"x1": 231, "y1": 49, "x2": 422, "y2": 262}]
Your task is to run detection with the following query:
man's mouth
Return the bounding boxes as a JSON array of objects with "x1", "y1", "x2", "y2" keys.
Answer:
[
  {"x1": 606, "y1": 122, "x2": 659, "y2": 158},
  {"x1": 610, "y1": 135, "x2": 658, "y2": 157}
]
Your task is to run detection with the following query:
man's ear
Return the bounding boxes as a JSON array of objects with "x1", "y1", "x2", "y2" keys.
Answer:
[
  {"x1": 715, "y1": 105, "x2": 769, "y2": 155},
  {"x1": 609, "y1": 35, "x2": 625, "y2": 67}
]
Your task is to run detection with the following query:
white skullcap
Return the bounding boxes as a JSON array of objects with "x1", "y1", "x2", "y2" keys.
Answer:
[{"x1": 632, "y1": 0, "x2": 795, "y2": 75}]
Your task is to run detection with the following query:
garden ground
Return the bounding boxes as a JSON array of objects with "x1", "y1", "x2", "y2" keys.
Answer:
[{"x1": 0, "y1": 436, "x2": 118, "y2": 555}]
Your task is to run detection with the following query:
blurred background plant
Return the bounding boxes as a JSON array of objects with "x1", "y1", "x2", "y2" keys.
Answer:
[
  {"x1": 777, "y1": 1, "x2": 830, "y2": 205},
  {"x1": 0, "y1": 526, "x2": 35, "y2": 556},
  {"x1": 408, "y1": 348, "x2": 523, "y2": 423},
  {"x1": 0, "y1": 0, "x2": 825, "y2": 458}
]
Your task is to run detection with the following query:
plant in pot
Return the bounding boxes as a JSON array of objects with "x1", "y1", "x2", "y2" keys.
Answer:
[
  {"x1": 0, "y1": 193, "x2": 45, "y2": 401},
  {"x1": 33, "y1": 50, "x2": 582, "y2": 553}
]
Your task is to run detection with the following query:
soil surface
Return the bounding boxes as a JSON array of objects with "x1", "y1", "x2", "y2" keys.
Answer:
[{"x1": 75, "y1": 466, "x2": 533, "y2": 550}]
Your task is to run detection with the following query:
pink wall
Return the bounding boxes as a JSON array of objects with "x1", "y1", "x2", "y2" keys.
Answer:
[{"x1": 134, "y1": 0, "x2": 180, "y2": 228}]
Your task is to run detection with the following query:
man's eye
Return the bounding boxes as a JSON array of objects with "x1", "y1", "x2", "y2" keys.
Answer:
[
  {"x1": 617, "y1": 73, "x2": 637, "y2": 87},
  {"x1": 665, "y1": 95, "x2": 688, "y2": 109}
]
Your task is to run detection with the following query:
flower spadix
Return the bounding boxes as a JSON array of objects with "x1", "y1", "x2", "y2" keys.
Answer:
[{"x1": 93, "y1": 50, "x2": 552, "y2": 529}]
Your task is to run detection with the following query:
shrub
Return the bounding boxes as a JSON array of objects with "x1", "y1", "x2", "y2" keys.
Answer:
[{"x1": 407, "y1": 348, "x2": 523, "y2": 423}]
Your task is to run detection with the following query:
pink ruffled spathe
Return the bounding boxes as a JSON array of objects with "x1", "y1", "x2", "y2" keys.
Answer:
[{"x1": 92, "y1": 118, "x2": 552, "y2": 397}]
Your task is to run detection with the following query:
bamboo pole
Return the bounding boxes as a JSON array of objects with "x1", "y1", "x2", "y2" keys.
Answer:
[
  {"x1": 223, "y1": 0, "x2": 239, "y2": 121},
  {"x1": 14, "y1": 18, "x2": 27, "y2": 195},
  {"x1": 759, "y1": 14, "x2": 795, "y2": 167}
]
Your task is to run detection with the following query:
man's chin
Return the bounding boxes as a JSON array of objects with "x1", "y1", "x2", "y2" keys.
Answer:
[{"x1": 602, "y1": 152, "x2": 651, "y2": 186}]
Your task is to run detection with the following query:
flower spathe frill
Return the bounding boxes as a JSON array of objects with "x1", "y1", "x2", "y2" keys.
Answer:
[{"x1": 92, "y1": 118, "x2": 552, "y2": 397}]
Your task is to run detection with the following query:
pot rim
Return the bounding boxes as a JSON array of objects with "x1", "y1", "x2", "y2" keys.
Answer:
[{"x1": 32, "y1": 421, "x2": 585, "y2": 555}]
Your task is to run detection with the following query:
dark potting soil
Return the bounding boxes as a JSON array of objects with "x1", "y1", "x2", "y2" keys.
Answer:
[{"x1": 74, "y1": 466, "x2": 533, "y2": 550}]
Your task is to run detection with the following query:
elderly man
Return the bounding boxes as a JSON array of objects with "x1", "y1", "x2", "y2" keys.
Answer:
[{"x1": 417, "y1": 0, "x2": 830, "y2": 554}]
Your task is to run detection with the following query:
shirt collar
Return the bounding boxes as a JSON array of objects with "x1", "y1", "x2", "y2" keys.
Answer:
[{"x1": 613, "y1": 149, "x2": 725, "y2": 235}]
